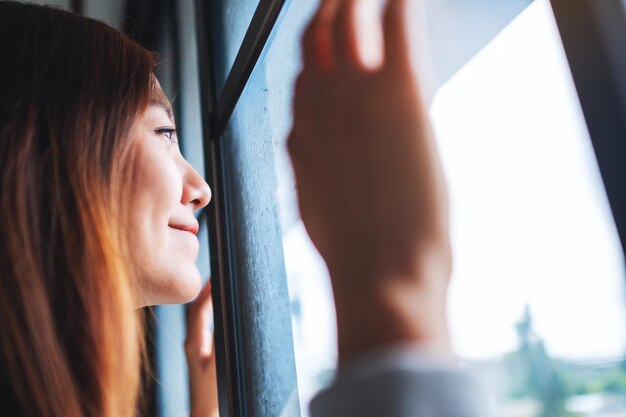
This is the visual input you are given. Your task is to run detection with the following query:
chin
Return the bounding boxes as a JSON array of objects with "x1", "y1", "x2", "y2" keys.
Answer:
[
  {"x1": 170, "y1": 268, "x2": 203, "y2": 304},
  {"x1": 139, "y1": 266, "x2": 203, "y2": 307}
]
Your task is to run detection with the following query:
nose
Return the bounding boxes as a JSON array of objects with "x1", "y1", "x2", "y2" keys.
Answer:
[{"x1": 181, "y1": 160, "x2": 212, "y2": 211}]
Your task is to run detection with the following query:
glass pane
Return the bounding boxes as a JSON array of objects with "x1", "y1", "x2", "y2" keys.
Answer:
[
  {"x1": 427, "y1": 0, "x2": 532, "y2": 87},
  {"x1": 433, "y1": 1, "x2": 626, "y2": 416},
  {"x1": 260, "y1": 2, "x2": 334, "y2": 416},
  {"x1": 264, "y1": 1, "x2": 626, "y2": 417}
]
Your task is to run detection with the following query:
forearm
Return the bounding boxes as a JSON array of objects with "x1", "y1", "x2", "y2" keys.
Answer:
[
  {"x1": 328, "y1": 239, "x2": 453, "y2": 365},
  {"x1": 334, "y1": 287, "x2": 452, "y2": 365}
]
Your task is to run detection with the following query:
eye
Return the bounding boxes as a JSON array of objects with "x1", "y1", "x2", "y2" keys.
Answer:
[{"x1": 154, "y1": 127, "x2": 178, "y2": 146}]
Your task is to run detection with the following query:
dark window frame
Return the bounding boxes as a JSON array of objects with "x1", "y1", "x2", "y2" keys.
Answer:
[
  {"x1": 550, "y1": 0, "x2": 626, "y2": 262},
  {"x1": 194, "y1": 1, "x2": 299, "y2": 417}
]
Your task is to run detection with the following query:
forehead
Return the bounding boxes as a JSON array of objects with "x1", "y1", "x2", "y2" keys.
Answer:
[
  {"x1": 150, "y1": 78, "x2": 175, "y2": 123},
  {"x1": 149, "y1": 98, "x2": 175, "y2": 124}
]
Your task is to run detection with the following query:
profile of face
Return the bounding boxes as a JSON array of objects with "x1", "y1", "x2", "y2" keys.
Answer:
[{"x1": 128, "y1": 87, "x2": 211, "y2": 307}]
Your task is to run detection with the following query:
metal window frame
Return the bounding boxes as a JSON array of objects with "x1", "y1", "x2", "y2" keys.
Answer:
[
  {"x1": 550, "y1": 0, "x2": 626, "y2": 262},
  {"x1": 194, "y1": 1, "x2": 245, "y2": 415},
  {"x1": 71, "y1": 0, "x2": 82, "y2": 15},
  {"x1": 212, "y1": 0, "x2": 287, "y2": 137},
  {"x1": 194, "y1": 1, "x2": 295, "y2": 417}
]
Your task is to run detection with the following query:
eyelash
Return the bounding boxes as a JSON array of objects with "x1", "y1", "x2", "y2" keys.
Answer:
[{"x1": 155, "y1": 127, "x2": 178, "y2": 146}]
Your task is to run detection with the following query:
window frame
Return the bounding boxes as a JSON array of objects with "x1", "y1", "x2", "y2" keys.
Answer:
[
  {"x1": 550, "y1": 0, "x2": 626, "y2": 262},
  {"x1": 194, "y1": 1, "x2": 299, "y2": 417}
]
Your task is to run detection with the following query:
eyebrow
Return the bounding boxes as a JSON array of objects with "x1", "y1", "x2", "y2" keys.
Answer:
[{"x1": 150, "y1": 99, "x2": 175, "y2": 124}]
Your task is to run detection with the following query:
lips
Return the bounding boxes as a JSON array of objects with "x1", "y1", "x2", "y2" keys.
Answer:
[{"x1": 169, "y1": 222, "x2": 199, "y2": 236}]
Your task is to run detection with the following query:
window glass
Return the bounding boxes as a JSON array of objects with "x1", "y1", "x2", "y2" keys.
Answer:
[
  {"x1": 258, "y1": 2, "x2": 333, "y2": 415},
  {"x1": 271, "y1": 1, "x2": 626, "y2": 417},
  {"x1": 209, "y1": 1, "x2": 306, "y2": 413},
  {"x1": 210, "y1": 0, "x2": 260, "y2": 92},
  {"x1": 432, "y1": 1, "x2": 626, "y2": 415}
]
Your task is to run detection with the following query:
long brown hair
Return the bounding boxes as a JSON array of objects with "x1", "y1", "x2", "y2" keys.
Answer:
[{"x1": 0, "y1": 2, "x2": 155, "y2": 416}]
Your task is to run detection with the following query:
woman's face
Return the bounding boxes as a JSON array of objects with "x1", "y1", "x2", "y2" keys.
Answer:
[{"x1": 128, "y1": 90, "x2": 211, "y2": 307}]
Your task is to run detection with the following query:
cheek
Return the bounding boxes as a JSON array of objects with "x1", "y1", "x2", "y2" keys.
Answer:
[
  {"x1": 131, "y1": 145, "x2": 182, "y2": 226},
  {"x1": 137, "y1": 155, "x2": 181, "y2": 201},
  {"x1": 128, "y1": 140, "x2": 201, "y2": 304},
  {"x1": 128, "y1": 145, "x2": 180, "y2": 264}
]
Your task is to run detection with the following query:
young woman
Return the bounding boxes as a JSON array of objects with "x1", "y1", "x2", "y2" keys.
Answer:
[
  {"x1": 1, "y1": 1, "x2": 481, "y2": 417},
  {"x1": 0, "y1": 2, "x2": 215, "y2": 416}
]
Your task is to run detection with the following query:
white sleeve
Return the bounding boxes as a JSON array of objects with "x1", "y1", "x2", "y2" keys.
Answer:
[{"x1": 309, "y1": 346, "x2": 494, "y2": 417}]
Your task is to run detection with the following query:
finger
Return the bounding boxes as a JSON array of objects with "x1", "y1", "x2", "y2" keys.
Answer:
[
  {"x1": 334, "y1": 0, "x2": 385, "y2": 71},
  {"x1": 291, "y1": 73, "x2": 314, "y2": 131},
  {"x1": 332, "y1": 0, "x2": 360, "y2": 68},
  {"x1": 187, "y1": 285, "x2": 212, "y2": 330},
  {"x1": 382, "y1": 0, "x2": 411, "y2": 71},
  {"x1": 186, "y1": 301, "x2": 214, "y2": 358},
  {"x1": 302, "y1": 0, "x2": 341, "y2": 72},
  {"x1": 186, "y1": 281, "x2": 214, "y2": 352},
  {"x1": 188, "y1": 279, "x2": 212, "y2": 316},
  {"x1": 355, "y1": 0, "x2": 385, "y2": 70},
  {"x1": 201, "y1": 334, "x2": 215, "y2": 362}
]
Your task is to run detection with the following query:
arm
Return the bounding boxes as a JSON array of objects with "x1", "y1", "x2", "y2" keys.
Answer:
[
  {"x1": 290, "y1": 0, "x2": 450, "y2": 368},
  {"x1": 289, "y1": 1, "x2": 491, "y2": 415}
]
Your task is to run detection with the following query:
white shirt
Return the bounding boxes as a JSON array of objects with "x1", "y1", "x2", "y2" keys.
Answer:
[{"x1": 310, "y1": 346, "x2": 493, "y2": 417}]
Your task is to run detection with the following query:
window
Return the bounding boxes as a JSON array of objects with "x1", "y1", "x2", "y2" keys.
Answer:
[{"x1": 265, "y1": 1, "x2": 626, "y2": 417}]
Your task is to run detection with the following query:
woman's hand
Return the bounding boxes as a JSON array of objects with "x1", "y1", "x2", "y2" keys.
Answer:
[
  {"x1": 185, "y1": 281, "x2": 219, "y2": 417},
  {"x1": 289, "y1": 0, "x2": 452, "y2": 363}
]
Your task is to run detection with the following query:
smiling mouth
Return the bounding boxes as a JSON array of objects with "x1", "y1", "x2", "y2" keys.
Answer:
[{"x1": 169, "y1": 224, "x2": 199, "y2": 236}]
